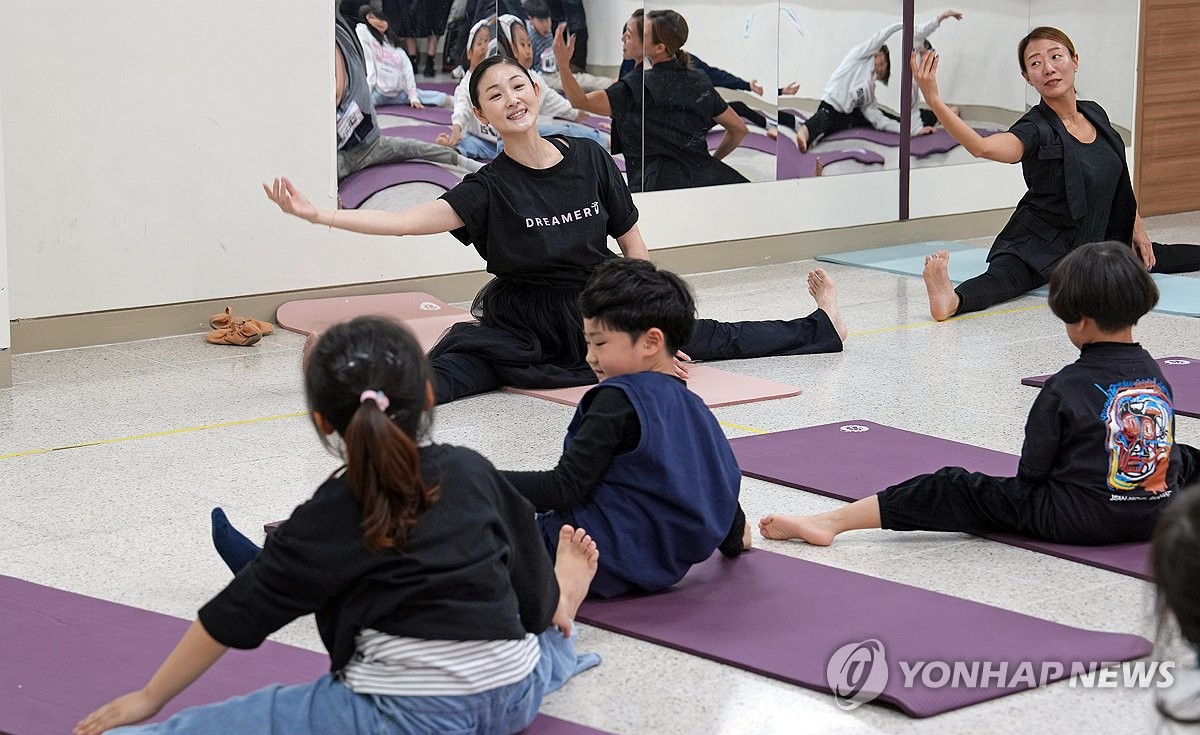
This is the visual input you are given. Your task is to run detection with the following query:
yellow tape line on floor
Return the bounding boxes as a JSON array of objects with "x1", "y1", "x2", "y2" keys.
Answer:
[
  {"x1": 0, "y1": 411, "x2": 311, "y2": 460},
  {"x1": 3, "y1": 304, "x2": 1045, "y2": 458},
  {"x1": 848, "y1": 303, "x2": 1048, "y2": 338}
]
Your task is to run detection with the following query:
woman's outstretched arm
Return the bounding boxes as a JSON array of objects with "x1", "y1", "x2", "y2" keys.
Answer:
[
  {"x1": 264, "y1": 177, "x2": 465, "y2": 236},
  {"x1": 553, "y1": 24, "x2": 612, "y2": 115},
  {"x1": 911, "y1": 51, "x2": 1024, "y2": 163},
  {"x1": 74, "y1": 620, "x2": 227, "y2": 735},
  {"x1": 710, "y1": 106, "x2": 748, "y2": 161}
]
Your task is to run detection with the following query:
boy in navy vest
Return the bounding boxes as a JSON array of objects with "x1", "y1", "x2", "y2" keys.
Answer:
[
  {"x1": 760, "y1": 241, "x2": 1200, "y2": 547},
  {"x1": 502, "y1": 258, "x2": 750, "y2": 597}
]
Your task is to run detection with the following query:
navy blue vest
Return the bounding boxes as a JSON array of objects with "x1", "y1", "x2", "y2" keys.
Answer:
[{"x1": 538, "y1": 372, "x2": 742, "y2": 597}]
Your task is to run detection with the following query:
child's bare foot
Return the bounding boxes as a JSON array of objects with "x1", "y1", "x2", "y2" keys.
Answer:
[
  {"x1": 302, "y1": 331, "x2": 319, "y2": 366},
  {"x1": 922, "y1": 250, "x2": 960, "y2": 321},
  {"x1": 758, "y1": 514, "x2": 837, "y2": 546},
  {"x1": 813, "y1": 156, "x2": 824, "y2": 177},
  {"x1": 742, "y1": 521, "x2": 753, "y2": 549},
  {"x1": 551, "y1": 525, "x2": 599, "y2": 636},
  {"x1": 796, "y1": 124, "x2": 810, "y2": 153},
  {"x1": 807, "y1": 268, "x2": 848, "y2": 342}
]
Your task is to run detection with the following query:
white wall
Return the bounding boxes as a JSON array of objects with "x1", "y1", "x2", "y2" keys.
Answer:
[
  {"x1": 583, "y1": 0, "x2": 642, "y2": 68},
  {"x1": 0, "y1": 1, "x2": 1140, "y2": 323},
  {"x1": 0, "y1": 69, "x2": 9, "y2": 352}
]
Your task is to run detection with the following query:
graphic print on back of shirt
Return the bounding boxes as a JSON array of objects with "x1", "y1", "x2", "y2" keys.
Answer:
[{"x1": 1100, "y1": 379, "x2": 1174, "y2": 494}]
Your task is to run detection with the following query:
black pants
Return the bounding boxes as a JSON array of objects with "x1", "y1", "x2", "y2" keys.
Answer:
[
  {"x1": 878, "y1": 444, "x2": 1200, "y2": 544},
  {"x1": 432, "y1": 309, "x2": 843, "y2": 403},
  {"x1": 802, "y1": 101, "x2": 870, "y2": 146},
  {"x1": 955, "y1": 242, "x2": 1200, "y2": 315},
  {"x1": 882, "y1": 107, "x2": 938, "y2": 128},
  {"x1": 728, "y1": 101, "x2": 768, "y2": 129}
]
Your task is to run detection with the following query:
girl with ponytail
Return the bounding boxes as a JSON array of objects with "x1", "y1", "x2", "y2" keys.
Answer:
[{"x1": 75, "y1": 316, "x2": 602, "y2": 735}]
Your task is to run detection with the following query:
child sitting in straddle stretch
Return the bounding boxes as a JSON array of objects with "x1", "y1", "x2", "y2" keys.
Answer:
[
  {"x1": 75, "y1": 317, "x2": 600, "y2": 735},
  {"x1": 502, "y1": 258, "x2": 751, "y2": 598},
  {"x1": 760, "y1": 241, "x2": 1200, "y2": 547}
]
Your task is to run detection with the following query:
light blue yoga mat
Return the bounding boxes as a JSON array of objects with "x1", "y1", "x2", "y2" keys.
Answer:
[{"x1": 817, "y1": 241, "x2": 1200, "y2": 317}]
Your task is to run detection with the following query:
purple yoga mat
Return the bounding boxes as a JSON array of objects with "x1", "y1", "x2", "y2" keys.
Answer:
[
  {"x1": 577, "y1": 549, "x2": 1151, "y2": 718},
  {"x1": 728, "y1": 420, "x2": 1152, "y2": 579},
  {"x1": 338, "y1": 161, "x2": 464, "y2": 208},
  {"x1": 775, "y1": 130, "x2": 883, "y2": 179},
  {"x1": 376, "y1": 103, "x2": 454, "y2": 125},
  {"x1": 705, "y1": 129, "x2": 778, "y2": 155},
  {"x1": 1023, "y1": 356, "x2": 1200, "y2": 419},
  {"x1": 823, "y1": 126, "x2": 997, "y2": 157},
  {"x1": 0, "y1": 575, "x2": 605, "y2": 735},
  {"x1": 382, "y1": 124, "x2": 449, "y2": 144}
]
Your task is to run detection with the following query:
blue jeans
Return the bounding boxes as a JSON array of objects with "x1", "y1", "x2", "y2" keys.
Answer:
[
  {"x1": 373, "y1": 89, "x2": 450, "y2": 107},
  {"x1": 457, "y1": 133, "x2": 502, "y2": 161},
  {"x1": 111, "y1": 629, "x2": 599, "y2": 734},
  {"x1": 537, "y1": 120, "x2": 604, "y2": 145}
]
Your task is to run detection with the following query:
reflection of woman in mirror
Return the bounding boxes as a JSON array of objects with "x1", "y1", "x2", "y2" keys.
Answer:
[
  {"x1": 794, "y1": 10, "x2": 961, "y2": 152},
  {"x1": 556, "y1": 9, "x2": 750, "y2": 192},
  {"x1": 356, "y1": 5, "x2": 451, "y2": 109},
  {"x1": 266, "y1": 55, "x2": 847, "y2": 404},
  {"x1": 914, "y1": 26, "x2": 1200, "y2": 321}
]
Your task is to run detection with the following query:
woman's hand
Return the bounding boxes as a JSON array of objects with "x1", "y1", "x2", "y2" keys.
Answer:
[
  {"x1": 263, "y1": 177, "x2": 319, "y2": 223},
  {"x1": 1133, "y1": 215, "x2": 1156, "y2": 269},
  {"x1": 939, "y1": 9, "x2": 963, "y2": 22},
  {"x1": 74, "y1": 689, "x2": 163, "y2": 735},
  {"x1": 749, "y1": 80, "x2": 764, "y2": 96},
  {"x1": 552, "y1": 23, "x2": 575, "y2": 68},
  {"x1": 780, "y1": 81, "x2": 800, "y2": 96},
  {"x1": 674, "y1": 350, "x2": 692, "y2": 381},
  {"x1": 911, "y1": 49, "x2": 942, "y2": 104}
]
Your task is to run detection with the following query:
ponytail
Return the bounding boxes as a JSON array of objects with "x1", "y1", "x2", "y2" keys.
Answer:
[{"x1": 304, "y1": 317, "x2": 440, "y2": 553}]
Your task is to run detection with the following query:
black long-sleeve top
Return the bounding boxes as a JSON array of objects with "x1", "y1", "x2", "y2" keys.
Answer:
[
  {"x1": 502, "y1": 386, "x2": 746, "y2": 556},
  {"x1": 199, "y1": 444, "x2": 558, "y2": 672}
]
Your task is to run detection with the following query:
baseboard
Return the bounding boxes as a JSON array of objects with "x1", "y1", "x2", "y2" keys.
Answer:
[
  {"x1": 0, "y1": 349, "x2": 10, "y2": 388},
  {"x1": 10, "y1": 208, "x2": 1013, "y2": 354}
]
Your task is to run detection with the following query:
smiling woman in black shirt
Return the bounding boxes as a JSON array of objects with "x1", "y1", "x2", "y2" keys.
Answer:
[{"x1": 266, "y1": 54, "x2": 847, "y2": 403}]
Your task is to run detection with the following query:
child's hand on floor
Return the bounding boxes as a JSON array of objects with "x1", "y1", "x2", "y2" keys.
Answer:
[{"x1": 75, "y1": 689, "x2": 162, "y2": 734}]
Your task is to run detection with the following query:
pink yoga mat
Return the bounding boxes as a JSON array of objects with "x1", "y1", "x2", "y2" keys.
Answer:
[
  {"x1": 276, "y1": 292, "x2": 475, "y2": 353},
  {"x1": 1022, "y1": 357, "x2": 1200, "y2": 419},
  {"x1": 0, "y1": 575, "x2": 607, "y2": 735},
  {"x1": 728, "y1": 420, "x2": 1152, "y2": 579},
  {"x1": 504, "y1": 364, "x2": 802, "y2": 408},
  {"x1": 577, "y1": 549, "x2": 1151, "y2": 718}
]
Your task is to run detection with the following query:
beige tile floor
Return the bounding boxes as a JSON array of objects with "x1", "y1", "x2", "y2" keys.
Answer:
[{"x1": 2, "y1": 212, "x2": 1199, "y2": 733}]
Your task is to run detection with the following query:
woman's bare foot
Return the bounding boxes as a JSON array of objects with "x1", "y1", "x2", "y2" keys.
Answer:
[
  {"x1": 922, "y1": 250, "x2": 960, "y2": 321},
  {"x1": 807, "y1": 268, "x2": 849, "y2": 342},
  {"x1": 796, "y1": 124, "x2": 810, "y2": 153},
  {"x1": 758, "y1": 514, "x2": 837, "y2": 546},
  {"x1": 551, "y1": 525, "x2": 599, "y2": 636},
  {"x1": 741, "y1": 520, "x2": 753, "y2": 549}
]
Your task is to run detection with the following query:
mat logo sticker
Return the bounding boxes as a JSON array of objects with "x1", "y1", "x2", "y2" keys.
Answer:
[
  {"x1": 418, "y1": 302, "x2": 442, "y2": 311},
  {"x1": 1164, "y1": 359, "x2": 1190, "y2": 365},
  {"x1": 839, "y1": 424, "x2": 870, "y2": 433},
  {"x1": 1102, "y1": 380, "x2": 1174, "y2": 493},
  {"x1": 827, "y1": 639, "x2": 888, "y2": 710}
]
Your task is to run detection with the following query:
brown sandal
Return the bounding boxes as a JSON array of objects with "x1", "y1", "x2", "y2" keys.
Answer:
[
  {"x1": 208, "y1": 306, "x2": 274, "y2": 335},
  {"x1": 204, "y1": 320, "x2": 263, "y2": 346}
]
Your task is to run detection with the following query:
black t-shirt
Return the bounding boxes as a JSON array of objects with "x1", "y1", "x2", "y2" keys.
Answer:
[
  {"x1": 198, "y1": 444, "x2": 557, "y2": 673},
  {"x1": 1019, "y1": 342, "x2": 1182, "y2": 502},
  {"x1": 1065, "y1": 133, "x2": 1122, "y2": 243},
  {"x1": 440, "y1": 136, "x2": 639, "y2": 287}
]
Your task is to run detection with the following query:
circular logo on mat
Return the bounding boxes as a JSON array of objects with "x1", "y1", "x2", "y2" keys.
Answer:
[
  {"x1": 418, "y1": 301, "x2": 442, "y2": 311},
  {"x1": 840, "y1": 424, "x2": 870, "y2": 433},
  {"x1": 827, "y1": 639, "x2": 889, "y2": 710},
  {"x1": 1165, "y1": 359, "x2": 1191, "y2": 366}
]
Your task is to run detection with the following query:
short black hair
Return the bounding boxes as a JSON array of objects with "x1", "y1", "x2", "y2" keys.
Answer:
[
  {"x1": 877, "y1": 45, "x2": 892, "y2": 85},
  {"x1": 1048, "y1": 241, "x2": 1158, "y2": 331},
  {"x1": 580, "y1": 258, "x2": 696, "y2": 353},
  {"x1": 523, "y1": 0, "x2": 550, "y2": 20}
]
